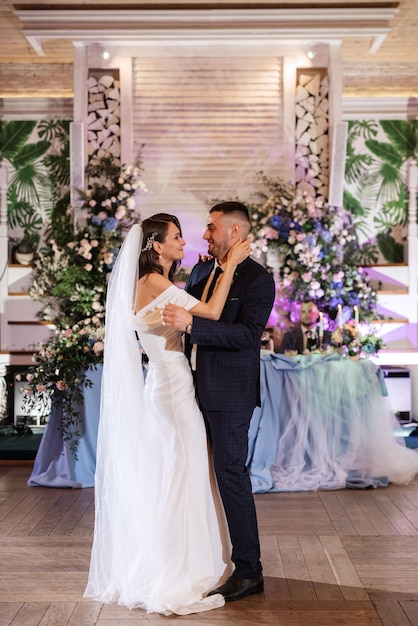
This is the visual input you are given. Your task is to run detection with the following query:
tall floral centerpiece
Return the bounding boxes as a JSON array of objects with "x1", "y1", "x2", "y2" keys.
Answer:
[
  {"x1": 247, "y1": 173, "x2": 379, "y2": 331},
  {"x1": 21, "y1": 154, "x2": 147, "y2": 454}
]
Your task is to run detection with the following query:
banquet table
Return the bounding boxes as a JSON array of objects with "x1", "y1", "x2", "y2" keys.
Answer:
[
  {"x1": 28, "y1": 353, "x2": 418, "y2": 490},
  {"x1": 28, "y1": 366, "x2": 102, "y2": 488},
  {"x1": 247, "y1": 352, "x2": 418, "y2": 492}
]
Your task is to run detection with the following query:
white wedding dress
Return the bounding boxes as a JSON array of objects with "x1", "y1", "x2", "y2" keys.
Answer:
[{"x1": 84, "y1": 225, "x2": 227, "y2": 615}]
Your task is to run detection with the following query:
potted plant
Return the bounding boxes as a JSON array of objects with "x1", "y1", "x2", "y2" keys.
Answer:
[{"x1": 12, "y1": 231, "x2": 40, "y2": 265}]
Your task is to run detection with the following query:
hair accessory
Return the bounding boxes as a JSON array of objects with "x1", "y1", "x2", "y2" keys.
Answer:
[{"x1": 141, "y1": 232, "x2": 158, "y2": 252}]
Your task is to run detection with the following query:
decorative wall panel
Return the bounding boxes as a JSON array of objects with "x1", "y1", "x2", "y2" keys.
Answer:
[
  {"x1": 295, "y1": 69, "x2": 329, "y2": 199},
  {"x1": 131, "y1": 56, "x2": 285, "y2": 241},
  {"x1": 87, "y1": 69, "x2": 121, "y2": 165}
]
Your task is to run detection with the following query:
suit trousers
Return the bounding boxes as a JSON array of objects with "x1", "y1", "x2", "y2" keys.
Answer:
[{"x1": 202, "y1": 407, "x2": 262, "y2": 579}]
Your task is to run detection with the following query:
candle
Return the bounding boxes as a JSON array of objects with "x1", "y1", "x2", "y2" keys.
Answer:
[
  {"x1": 319, "y1": 312, "x2": 324, "y2": 338},
  {"x1": 337, "y1": 304, "x2": 343, "y2": 330},
  {"x1": 354, "y1": 305, "x2": 359, "y2": 328}
]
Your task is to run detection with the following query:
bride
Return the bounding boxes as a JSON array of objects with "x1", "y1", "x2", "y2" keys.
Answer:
[{"x1": 84, "y1": 214, "x2": 250, "y2": 615}]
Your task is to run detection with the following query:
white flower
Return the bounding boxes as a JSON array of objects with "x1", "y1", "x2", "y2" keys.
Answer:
[
  {"x1": 127, "y1": 197, "x2": 136, "y2": 209},
  {"x1": 115, "y1": 206, "x2": 127, "y2": 220}
]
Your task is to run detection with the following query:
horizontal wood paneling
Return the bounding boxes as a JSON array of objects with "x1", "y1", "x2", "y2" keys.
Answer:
[{"x1": 132, "y1": 56, "x2": 284, "y2": 228}]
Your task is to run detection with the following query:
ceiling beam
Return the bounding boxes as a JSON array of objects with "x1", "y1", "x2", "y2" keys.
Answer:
[{"x1": 14, "y1": 6, "x2": 398, "y2": 55}]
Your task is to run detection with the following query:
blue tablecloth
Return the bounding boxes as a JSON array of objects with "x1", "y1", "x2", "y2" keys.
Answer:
[
  {"x1": 247, "y1": 352, "x2": 418, "y2": 492},
  {"x1": 28, "y1": 366, "x2": 102, "y2": 488},
  {"x1": 28, "y1": 354, "x2": 418, "y2": 490}
]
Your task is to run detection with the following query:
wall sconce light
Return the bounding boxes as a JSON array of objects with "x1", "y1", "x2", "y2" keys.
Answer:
[
  {"x1": 307, "y1": 49, "x2": 316, "y2": 60},
  {"x1": 101, "y1": 50, "x2": 110, "y2": 60}
]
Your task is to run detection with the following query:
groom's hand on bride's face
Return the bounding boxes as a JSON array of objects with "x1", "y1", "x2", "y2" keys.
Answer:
[{"x1": 161, "y1": 303, "x2": 192, "y2": 331}]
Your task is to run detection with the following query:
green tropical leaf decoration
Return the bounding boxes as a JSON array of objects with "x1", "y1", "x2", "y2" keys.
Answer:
[
  {"x1": 347, "y1": 120, "x2": 379, "y2": 140},
  {"x1": 373, "y1": 194, "x2": 407, "y2": 229},
  {"x1": 43, "y1": 152, "x2": 70, "y2": 189},
  {"x1": 18, "y1": 206, "x2": 43, "y2": 234},
  {"x1": 3, "y1": 120, "x2": 70, "y2": 249},
  {"x1": 10, "y1": 140, "x2": 50, "y2": 169},
  {"x1": 344, "y1": 119, "x2": 414, "y2": 263},
  {"x1": 48, "y1": 192, "x2": 72, "y2": 247},
  {"x1": 374, "y1": 161, "x2": 406, "y2": 204},
  {"x1": 7, "y1": 199, "x2": 42, "y2": 235},
  {"x1": 7, "y1": 194, "x2": 28, "y2": 229},
  {"x1": 363, "y1": 141, "x2": 407, "y2": 210},
  {"x1": 9, "y1": 163, "x2": 51, "y2": 208},
  {"x1": 345, "y1": 149, "x2": 374, "y2": 185},
  {"x1": 365, "y1": 139, "x2": 404, "y2": 168},
  {"x1": 343, "y1": 189, "x2": 368, "y2": 217},
  {"x1": 376, "y1": 231, "x2": 404, "y2": 263},
  {"x1": 0, "y1": 121, "x2": 37, "y2": 161},
  {"x1": 380, "y1": 120, "x2": 415, "y2": 158},
  {"x1": 352, "y1": 241, "x2": 379, "y2": 266},
  {"x1": 37, "y1": 120, "x2": 70, "y2": 142}
]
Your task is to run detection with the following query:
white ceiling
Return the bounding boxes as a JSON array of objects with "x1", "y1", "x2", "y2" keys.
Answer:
[{"x1": 1, "y1": 1, "x2": 418, "y2": 100}]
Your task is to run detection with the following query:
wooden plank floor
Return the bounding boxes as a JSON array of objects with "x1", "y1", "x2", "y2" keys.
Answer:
[{"x1": 1, "y1": 465, "x2": 418, "y2": 625}]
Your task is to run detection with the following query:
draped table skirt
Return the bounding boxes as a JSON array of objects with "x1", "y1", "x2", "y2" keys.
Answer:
[
  {"x1": 247, "y1": 353, "x2": 418, "y2": 492},
  {"x1": 28, "y1": 366, "x2": 102, "y2": 488},
  {"x1": 28, "y1": 355, "x2": 418, "y2": 490}
]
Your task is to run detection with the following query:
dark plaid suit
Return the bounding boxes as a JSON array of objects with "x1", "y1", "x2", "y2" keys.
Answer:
[{"x1": 186, "y1": 256, "x2": 275, "y2": 578}]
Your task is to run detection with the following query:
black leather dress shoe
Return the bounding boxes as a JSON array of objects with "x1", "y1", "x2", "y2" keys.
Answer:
[{"x1": 207, "y1": 574, "x2": 264, "y2": 602}]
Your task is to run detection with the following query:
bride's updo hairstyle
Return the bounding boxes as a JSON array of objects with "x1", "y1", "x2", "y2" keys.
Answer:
[{"x1": 139, "y1": 213, "x2": 183, "y2": 283}]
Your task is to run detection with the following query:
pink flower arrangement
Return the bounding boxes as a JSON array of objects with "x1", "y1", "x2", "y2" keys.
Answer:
[{"x1": 25, "y1": 153, "x2": 148, "y2": 456}]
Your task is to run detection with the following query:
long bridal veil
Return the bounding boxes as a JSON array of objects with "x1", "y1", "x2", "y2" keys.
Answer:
[{"x1": 84, "y1": 224, "x2": 163, "y2": 608}]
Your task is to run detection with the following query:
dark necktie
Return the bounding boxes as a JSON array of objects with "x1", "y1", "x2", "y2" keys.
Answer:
[
  {"x1": 306, "y1": 329, "x2": 317, "y2": 351},
  {"x1": 205, "y1": 266, "x2": 223, "y2": 302}
]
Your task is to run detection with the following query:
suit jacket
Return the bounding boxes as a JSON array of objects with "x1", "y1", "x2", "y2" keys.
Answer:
[
  {"x1": 279, "y1": 325, "x2": 332, "y2": 354},
  {"x1": 185, "y1": 257, "x2": 276, "y2": 413},
  {"x1": 278, "y1": 326, "x2": 305, "y2": 354}
]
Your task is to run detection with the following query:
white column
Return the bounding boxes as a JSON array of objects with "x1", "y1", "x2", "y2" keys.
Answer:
[
  {"x1": 282, "y1": 56, "x2": 296, "y2": 185},
  {"x1": 327, "y1": 42, "x2": 344, "y2": 156},
  {"x1": 71, "y1": 44, "x2": 88, "y2": 231},
  {"x1": 0, "y1": 160, "x2": 10, "y2": 351},
  {"x1": 119, "y1": 56, "x2": 133, "y2": 166},
  {"x1": 407, "y1": 157, "x2": 418, "y2": 348},
  {"x1": 70, "y1": 122, "x2": 85, "y2": 231}
]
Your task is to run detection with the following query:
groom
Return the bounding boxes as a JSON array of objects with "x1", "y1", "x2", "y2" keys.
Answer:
[{"x1": 162, "y1": 201, "x2": 275, "y2": 602}]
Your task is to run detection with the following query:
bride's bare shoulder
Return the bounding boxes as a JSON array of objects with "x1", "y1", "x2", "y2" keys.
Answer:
[
  {"x1": 138, "y1": 272, "x2": 171, "y2": 291},
  {"x1": 135, "y1": 273, "x2": 173, "y2": 311}
]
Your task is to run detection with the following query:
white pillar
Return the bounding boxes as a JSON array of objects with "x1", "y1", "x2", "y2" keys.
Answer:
[
  {"x1": 70, "y1": 122, "x2": 86, "y2": 231},
  {"x1": 71, "y1": 44, "x2": 88, "y2": 231},
  {"x1": 0, "y1": 160, "x2": 10, "y2": 351},
  {"x1": 407, "y1": 158, "x2": 418, "y2": 348},
  {"x1": 119, "y1": 56, "x2": 133, "y2": 166}
]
